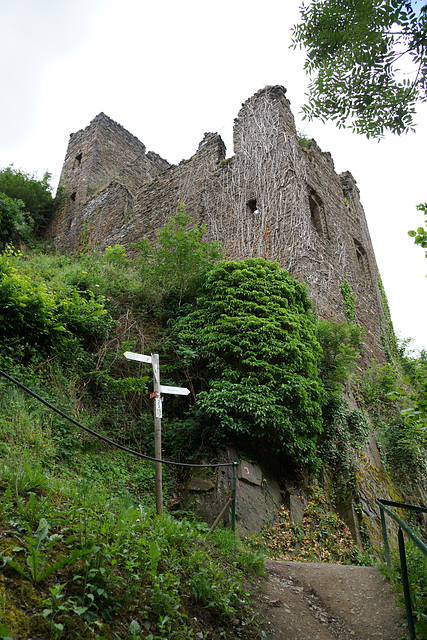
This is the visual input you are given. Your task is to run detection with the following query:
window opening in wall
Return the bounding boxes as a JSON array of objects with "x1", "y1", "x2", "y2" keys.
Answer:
[
  {"x1": 247, "y1": 198, "x2": 259, "y2": 215},
  {"x1": 75, "y1": 152, "x2": 82, "y2": 165},
  {"x1": 70, "y1": 192, "x2": 76, "y2": 202},
  {"x1": 354, "y1": 239, "x2": 371, "y2": 285},
  {"x1": 308, "y1": 187, "x2": 327, "y2": 237},
  {"x1": 342, "y1": 187, "x2": 358, "y2": 218}
]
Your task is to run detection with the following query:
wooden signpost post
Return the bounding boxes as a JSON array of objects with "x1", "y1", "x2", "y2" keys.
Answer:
[{"x1": 124, "y1": 351, "x2": 190, "y2": 515}]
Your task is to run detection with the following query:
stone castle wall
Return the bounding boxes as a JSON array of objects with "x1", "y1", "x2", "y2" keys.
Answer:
[{"x1": 48, "y1": 85, "x2": 389, "y2": 363}]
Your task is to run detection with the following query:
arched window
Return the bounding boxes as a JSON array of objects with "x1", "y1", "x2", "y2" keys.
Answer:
[
  {"x1": 308, "y1": 187, "x2": 327, "y2": 238},
  {"x1": 354, "y1": 239, "x2": 371, "y2": 286}
]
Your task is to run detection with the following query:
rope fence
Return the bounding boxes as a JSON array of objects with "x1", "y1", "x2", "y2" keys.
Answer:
[{"x1": 0, "y1": 369, "x2": 237, "y2": 528}]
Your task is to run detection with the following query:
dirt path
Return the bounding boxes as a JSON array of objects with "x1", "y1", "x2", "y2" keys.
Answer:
[{"x1": 257, "y1": 560, "x2": 408, "y2": 640}]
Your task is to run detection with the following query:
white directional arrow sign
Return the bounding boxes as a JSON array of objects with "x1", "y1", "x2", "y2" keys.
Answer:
[
  {"x1": 160, "y1": 384, "x2": 190, "y2": 396},
  {"x1": 124, "y1": 351, "x2": 152, "y2": 364}
]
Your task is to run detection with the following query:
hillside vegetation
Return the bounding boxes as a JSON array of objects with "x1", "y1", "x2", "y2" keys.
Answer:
[{"x1": 1, "y1": 168, "x2": 427, "y2": 638}]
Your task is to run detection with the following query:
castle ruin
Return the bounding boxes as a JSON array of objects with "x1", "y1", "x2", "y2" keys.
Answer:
[{"x1": 49, "y1": 85, "x2": 390, "y2": 363}]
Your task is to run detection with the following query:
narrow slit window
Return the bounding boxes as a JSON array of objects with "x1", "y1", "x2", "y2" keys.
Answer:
[
  {"x1": 75, "y1": 152, "x2": 82, "y2": 165},
  {"x1": 70, "y1": 192, "x2": 76, "y2": 202},
  {"x1": 354, "y1": 239, "x2": 371, "y2": 285},
  {"x1": 308, "y1": 187, "x2": 327, "y2": 238}
]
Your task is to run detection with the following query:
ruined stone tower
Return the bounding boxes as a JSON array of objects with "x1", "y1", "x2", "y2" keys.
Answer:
[{"x1": 49, "y1": 85, "x2": 391, "y2": 363}]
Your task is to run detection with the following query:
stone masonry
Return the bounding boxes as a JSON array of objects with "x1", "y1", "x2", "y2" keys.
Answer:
[{"x1": 48, "y1": 85, "x2": 390, "y2": 363}]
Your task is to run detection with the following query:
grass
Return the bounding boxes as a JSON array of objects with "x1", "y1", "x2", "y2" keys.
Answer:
[
  {"x1": 1, "y1": 230, "x2": 426, "y2": 639},
  {"x1": 0, "y1": 404, "x2": 268, "y2": 640},
  {"x1": 380, "y1": 535, "x2": 427, "y2": 639},
  {"x1": 0, "y1": 241, "x2": 268, "y2": 638}
]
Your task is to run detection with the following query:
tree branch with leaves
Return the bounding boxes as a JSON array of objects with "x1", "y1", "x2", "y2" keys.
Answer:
[
  {"x1": 292, "y1": 0, "x2": 427, "y2": 138},
  {"x1": 408, "y1": 202, "x2": 427, "y2": 259}
]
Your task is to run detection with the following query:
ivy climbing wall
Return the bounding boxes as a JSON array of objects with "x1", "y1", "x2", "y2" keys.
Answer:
[{"x1": 48, "y1": 85, "x2": 390, "y2": 363}]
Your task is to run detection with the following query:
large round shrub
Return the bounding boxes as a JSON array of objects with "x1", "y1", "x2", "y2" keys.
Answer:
[{"x1": 177, "y1": 258, "x2": 325, "y2": 471}]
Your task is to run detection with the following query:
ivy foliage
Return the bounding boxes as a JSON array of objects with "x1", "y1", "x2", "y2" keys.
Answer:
[
  {"x1": 340, "y1": 278, "x2": 356, "y2": 323},
  {"x1": 177, "y1": 258, "x2": 325, "y2": 471},
  {"x1": 376, "y1": 270, "x2": 400, "y2": 366},
  {"x1": 321, "y1": 396, "x2": 369, "y2": 498},
  {"x1": 292, "y1": 0, "x2": 427, "y2": 137}
]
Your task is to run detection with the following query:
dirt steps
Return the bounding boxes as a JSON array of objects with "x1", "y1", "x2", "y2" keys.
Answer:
[{"x1": 260, "y1": 559, "x2": 408, "y2": 640}]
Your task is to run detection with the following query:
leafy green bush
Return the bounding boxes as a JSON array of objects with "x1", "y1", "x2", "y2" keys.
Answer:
[
  {"x1": 358, "y1": 361, "x2": 399, "y2": 409},
  {"x1": 383, "y1": 418, "x2": 427, "y2": 484},
  {"x1": 0, "y1": 193, "x2": 33, "y2": 249},
  {"x1": 317, "y1": 319, "x2": 365, "y2": 390},
  {"x1": 177, "y1": 258, "x2": 325, "y2": 472},
  {"x1": 0, "y1": 165, "x2": 55, "y2": 231},
  {"x1": 0, "y1": 249, "x2": 112, "y2": 360},
  {"x1": 408, "y1": 202, "x2": 427, "y2": 260},
  {"x1": 404, "y1": 541, "x2": 427, "y2": 639},
  {"x1": 357, "y1": 359, "x2": 427, "y2": 487},
  {"x1": 77, "y1": 244, "x2": 144, "y2": 304},
  {"x1": 402, "y1": 348, "x2": 427, "y2": 431},
  {"x1": 152, "y1": 203, "x2": 224, "y2": 303},
  {"x1": 0, "y1": 248, "x2": 63, "y2": 354},
  {"x1": 131, "y1": 203, "x2": 224, "y2": 310}
]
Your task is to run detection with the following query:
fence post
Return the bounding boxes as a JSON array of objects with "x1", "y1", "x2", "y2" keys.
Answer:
[
  {"x1": 398, "y1": 527, "x2": 416, "y2": 640},
  {"x1": 209, "y1": 496, "x2": 234, "y2": 534},
  {"x1": 231, "y1": 462, "x2": 237, "y2": 532},
  {"x1": 379, "y1": 504, "x2": 390, "y2": 566}
]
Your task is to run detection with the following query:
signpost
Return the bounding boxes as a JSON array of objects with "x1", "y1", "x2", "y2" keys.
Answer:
[
  {"x1": 159, "y1": 385, "x2": 190, "y2": 396},
  {"x1": 151, "y1": 353, "x2": 162, "y2": 516},
  {"x1": 124, "y1": 351, "x2": 190, "y2": 515},
  {"x1": 123, "y1": 352, "x2": 152, "y2": 364}
]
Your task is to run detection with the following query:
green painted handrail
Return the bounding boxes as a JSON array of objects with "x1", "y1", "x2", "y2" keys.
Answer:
[{"x1": 376, "y1": 498, "x2": 427, "y2": 640}]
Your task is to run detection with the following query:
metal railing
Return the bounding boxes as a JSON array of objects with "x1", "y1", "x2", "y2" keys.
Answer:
[{"x1": 376, "y1": 498, "x2": 427, "y2": 640}]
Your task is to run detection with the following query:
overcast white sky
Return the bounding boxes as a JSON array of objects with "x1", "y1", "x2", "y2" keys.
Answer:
[{"x1": 1, "y1": 0, "x2": 426, "y2": 352}]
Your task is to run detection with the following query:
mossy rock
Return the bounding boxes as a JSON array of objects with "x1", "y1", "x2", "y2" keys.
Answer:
[{"x1": 0, "y1": 596, "x2": 30, "y2": 640}]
